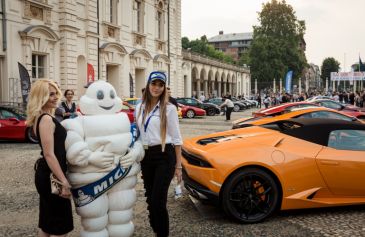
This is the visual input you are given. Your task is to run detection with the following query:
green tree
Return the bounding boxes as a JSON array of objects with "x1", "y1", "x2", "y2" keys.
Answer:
[
  {"x1": 321, "y1": 57, "x2": 340, "y2": 84},
  {"x1": 182, "y1": 37, "x2": 190, "y2": 49},
  {"x1": 249, "y1": 0, "x2": 307, "y2": 89}
]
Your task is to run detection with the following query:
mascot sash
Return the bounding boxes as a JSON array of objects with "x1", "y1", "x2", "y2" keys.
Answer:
[{"x1": 71, "y1": 163, "x2": 132, "y2": 207}]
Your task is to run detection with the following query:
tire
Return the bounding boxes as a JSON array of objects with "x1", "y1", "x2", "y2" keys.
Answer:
[
  {"x1": 26, "y1": 127, "x2": 38, "y2": 143},
  {"x1": 221, "y1": 167, "x2": 280, "y2": 224},
  {"x1": 186, "y1": 109, "x2": 195, "y2": 118},
  {"x1": 207, "y1": 108, "x2": 216, "y2": 116},
  {"x1": 233, "y1": 104, "x2": 240, "y2": 112}
]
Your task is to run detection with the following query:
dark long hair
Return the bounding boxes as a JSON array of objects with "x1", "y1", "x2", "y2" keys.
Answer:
[{"x1": 137, "y1": 79, "x2": 169, "y2": 151}]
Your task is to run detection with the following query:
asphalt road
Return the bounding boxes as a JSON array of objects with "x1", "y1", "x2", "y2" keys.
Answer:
[{"x1": 0, "y1": 108, "x2": 364, "y2": 237}]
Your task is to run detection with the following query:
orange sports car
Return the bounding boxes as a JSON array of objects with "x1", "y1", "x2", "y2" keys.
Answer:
[
  {"x1": 232, "y1": 107, "x2": 361, "y2": 129},
  {"x1": 182, "y1": 118, "x2": 365, "y2": 223}
]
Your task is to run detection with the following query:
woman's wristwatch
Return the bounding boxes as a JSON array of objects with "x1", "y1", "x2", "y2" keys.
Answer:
[{"x1": 175, "y1": 165, "x2": 182, "y2": 169}]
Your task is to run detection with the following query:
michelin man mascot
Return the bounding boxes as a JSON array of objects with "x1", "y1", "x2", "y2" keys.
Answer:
[{"x1": 62, "y1": 80, "x2": 144, "y2": 237}]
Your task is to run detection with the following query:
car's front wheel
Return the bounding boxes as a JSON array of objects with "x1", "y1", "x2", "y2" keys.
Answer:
[
  {"x1": 233, "y1": 104, "x2": 240, "y2": 112},
  {"x1": 207, "y1": 108, "x2": 216, "y2": 116},
  {"x1": 26, "y1": 127, "x2": 38, "y2": 143},
  {"x1": 221, "y1": 167, "x2": 280, "y2": 223},
  {"x1": 186, "y1": 109, "x2": 195, "y2": 118}
]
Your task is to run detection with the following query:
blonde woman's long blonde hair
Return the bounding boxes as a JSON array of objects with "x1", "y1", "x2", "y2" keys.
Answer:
[
  {"x1": 26, "y1": 79, "x2": 62, "y2": 127},
  {"x1": 137, "y1": 79, "x2": 169, "y2": 151}
]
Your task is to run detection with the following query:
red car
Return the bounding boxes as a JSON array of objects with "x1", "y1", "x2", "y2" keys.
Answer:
[
  {"x1": 253, "y1": 102, "x2": 319, "y2": 117},
  {"x1": 121, "y1": 102, "x2": 135, "y2": 123},
  {"x1": 179, "y1": 103, "x2": 206, "y2": 118},
  {"x1": 312, "y1": 99, "x2": 365, "y2": 120},
  {"x1": 0, "y1": 106, "x2": 38, "y2": 143}
]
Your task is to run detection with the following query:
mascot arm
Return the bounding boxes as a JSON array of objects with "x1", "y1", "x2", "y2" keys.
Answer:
[
  {"x1": 65, "y1": 131, "x2": 90, "y2": 166},
  {"x1": 119, "y1": 139, "x2": 144, "y2": 168}
]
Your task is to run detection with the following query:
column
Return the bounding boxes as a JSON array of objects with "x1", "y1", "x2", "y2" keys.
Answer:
[
  {"x1": 326, "y1": 78, "x2": 329, "y2": 93},
  {"x1": 279, "y1": 79, "x2": 282, "y2": 93},
  {"x1": 196, "y1": 78, "x2": 201, "y2": 97},
  {"x1": 273, "y1": 78, "x2": 276, "y2": 93},
  {"x1": 203, "y1": 80, "x2": 208, "y2": 97},
  {"x1": 305, "y1": 77, "x2": 309, "y2": 93},
  {"x1": 332, "y1": 80, "x2": 335, "y2": 92},
  {"x1": 255, "y1": 79, "x2": 258, "y2": 95},
  {"x1": 298, "y1": 78, "x2": 302, "y2": 94},
  {"x1": 223, "y1": 82, "x2": 227, "y2": 96},
  {"x1": 217, "y1": 81, "x2": 221, "y2": 97}
]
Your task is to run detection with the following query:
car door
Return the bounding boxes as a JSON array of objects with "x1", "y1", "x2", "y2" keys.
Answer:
[
  {"x1": 0, "y1": 109, "x2": 24, "y2": 139},
  {"x1": 315, "y1": 129, "x2": 365, "y2": 196}
]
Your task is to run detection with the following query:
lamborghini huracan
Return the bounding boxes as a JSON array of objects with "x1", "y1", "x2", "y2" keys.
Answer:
[{"x1": 182, "y1": 118, "x2": 365, "y2": 223}]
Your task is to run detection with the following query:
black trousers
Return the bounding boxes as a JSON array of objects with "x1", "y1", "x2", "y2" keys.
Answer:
[
  {"x1": 141, "y1": 144, "x2": 176, "y2": 237},
  {"x1": 226, "y1": 107, "x2": 233, "y2": 120}
]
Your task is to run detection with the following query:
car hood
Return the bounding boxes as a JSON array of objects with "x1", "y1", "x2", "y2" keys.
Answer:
[
  {"x1": 183, "y1": 126, "x2": 282, "y2": 154},
  {"x1": 202, "y1": 102, "x2": 219, "y2": 108}
]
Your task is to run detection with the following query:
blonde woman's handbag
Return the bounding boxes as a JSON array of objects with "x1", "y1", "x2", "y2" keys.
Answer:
[{"x1": 50, "y1": 173, "x2": 63, "y2": 195}]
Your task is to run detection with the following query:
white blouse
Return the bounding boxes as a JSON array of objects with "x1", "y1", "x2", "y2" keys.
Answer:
[{"x1": 135, "y1": 102, "x2": 183, "y2": 147}]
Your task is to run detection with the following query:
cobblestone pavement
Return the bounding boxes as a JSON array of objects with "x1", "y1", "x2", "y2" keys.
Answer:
[{"x1": 0, "y1": 108, "x2": 364, "y2": 237}]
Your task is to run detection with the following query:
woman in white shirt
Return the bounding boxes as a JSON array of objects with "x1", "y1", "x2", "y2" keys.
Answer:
[{"x1": 135, "y1": 71, "x2": 182, "y2": 237}]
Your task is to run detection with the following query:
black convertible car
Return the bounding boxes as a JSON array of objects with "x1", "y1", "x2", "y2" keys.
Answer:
[{"x1": 176, "y1": 98, "x2": 220, "y2": 116}]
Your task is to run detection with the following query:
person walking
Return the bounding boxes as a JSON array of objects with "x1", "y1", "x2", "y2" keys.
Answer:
[
  {"x1": 26, "y1": 79, "x2": 73, "y2": 236},
  {"x1": 135, "y1": 71, "x2": 182, "y2": 237},
  {"x1": 220, "y1": 96, "x2": 234, "y2": 121},
  {"x1": 61, "y1": 89, "x2": 77, "y2": 119}
]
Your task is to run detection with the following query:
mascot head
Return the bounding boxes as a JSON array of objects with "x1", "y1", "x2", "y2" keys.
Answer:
[{"x1": 79, "y1": 80, "x2": 122, "y2": 115}]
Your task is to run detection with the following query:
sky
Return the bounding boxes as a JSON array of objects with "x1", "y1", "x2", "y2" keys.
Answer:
[{"x1": 181, "y1": 0, "x2": 365, "y2": 72}]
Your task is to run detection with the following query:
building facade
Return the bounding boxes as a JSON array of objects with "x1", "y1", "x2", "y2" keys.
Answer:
[
  {"x1": 208, "y1": 31, "x2": 253, "y2": 61},
  {"x1": 0, "y1": 0, "x2": 182, "y2": 102},
  {"x1": 181, "y1": 50, "x2": 250, "y2": 98}
]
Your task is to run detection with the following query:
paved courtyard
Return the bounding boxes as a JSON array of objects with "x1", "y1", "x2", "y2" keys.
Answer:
[{"x1": 0, "y1": 108, "x2": 364, "y2": 236}]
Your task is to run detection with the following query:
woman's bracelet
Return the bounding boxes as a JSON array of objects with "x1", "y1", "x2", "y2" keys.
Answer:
[{"x1": 175, "y1": 166, "x2": 182, "y2": 169}]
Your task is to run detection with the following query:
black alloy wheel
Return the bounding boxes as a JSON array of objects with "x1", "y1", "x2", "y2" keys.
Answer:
[
  {"x1": 222, "y1": 168, "x2": 280, "y2": 223},
  {"x1": 26, "y1": 127, "x2": 38, "y2": 143},
  {"x1": 233, "y1": 104, "x2": 240, "y2": 112},
  {"x1": 207, "y1": 107, "x2": 216, "y2": 116},
  {"x1": 186, "y1": 109, "x2": 195, "y2": 118}
]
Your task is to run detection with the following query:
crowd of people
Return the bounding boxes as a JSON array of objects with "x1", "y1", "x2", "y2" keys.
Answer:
[
  {"x1": 27, "y1": 71, "x2": 182, "y2": 237},
  {"x1": 253, "y1": 90, "x2": 365, "y2": 108}
]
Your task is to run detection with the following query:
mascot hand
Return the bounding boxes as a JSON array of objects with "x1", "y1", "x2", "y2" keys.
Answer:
[
  {"x1": 119, "y1": 148, "x2": 137, "y2": 168},
  {"x1": 88, "y1": 150, "x2": 114, "y2": 169}
]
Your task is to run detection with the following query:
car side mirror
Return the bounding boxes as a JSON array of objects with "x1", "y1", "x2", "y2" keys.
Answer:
[{"x1": 9, "y1": 117, "x2": 20, "y2": 123}]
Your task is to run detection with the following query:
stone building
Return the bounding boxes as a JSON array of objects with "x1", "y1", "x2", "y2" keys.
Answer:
[
  {"x1": 0, "y1": 0, "x2": 182, "y2": 102},
  {"x1": 208, "y1": 31, "x2": 253, "y2": 61},
  {"x1": 0, "y1": 0, "x2": 250, "y2": 102}
]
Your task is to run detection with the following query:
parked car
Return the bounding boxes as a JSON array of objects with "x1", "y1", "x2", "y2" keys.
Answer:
[
  {"x1": 205, "y1": 98, "x2": 246, "y2": 112},
  {"x1": 176, "y1": 98, "x2": 220, "y2": 116},
  {"x1": 232, "y1": 107, "x2": 360, "y2": 129},
  {"x1": 179, "y1": 103, "x2": 206, "y2": 118},
  {"x1": 312, "y1": 99, "x2": 365, "y2": 120},
  {"x1": 306, "y1": 95, "x2": 332, "y2": 102},
  {"x1": 182, "y1": 118, "x2": 365, "y2": 223},
  {"x1": 0, "y1": 105, "x2": 38, "y2": 143},
  {"x1": 252, "y1": 102, "x2": 319, "y2": 117}
]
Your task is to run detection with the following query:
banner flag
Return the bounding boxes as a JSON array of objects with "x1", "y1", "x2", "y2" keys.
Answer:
[
  {"x1": 87, "y1": 63, "x2": 95, "y2": 85},
  {"x1": 285, "y1": 70, "x2": 293, "y2": 93},
  {"x1": 17, "y1": 62, "x2": 31, "y2": 104}
]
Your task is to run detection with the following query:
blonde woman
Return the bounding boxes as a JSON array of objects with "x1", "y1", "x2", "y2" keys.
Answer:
[
  {"x1": 27, "y1": 79, "x2": 73, "y2": 237},
  {"x1": 136, "y1": 71, "x2": 182, "y2": 237}
]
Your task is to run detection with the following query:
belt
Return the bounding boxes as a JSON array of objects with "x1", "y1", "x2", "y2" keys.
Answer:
[{"x1": 144, "y1": 143, "x2": 173, "y2": 151}]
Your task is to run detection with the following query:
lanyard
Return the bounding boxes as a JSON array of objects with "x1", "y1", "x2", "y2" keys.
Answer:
[{"x1": 143, "y1": 105, "x2": 159, "y2": 133}]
